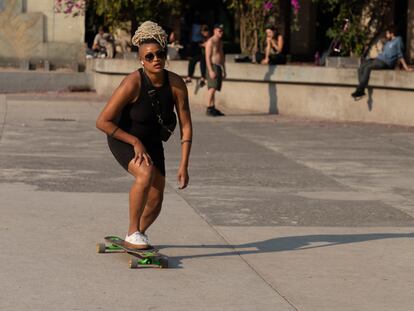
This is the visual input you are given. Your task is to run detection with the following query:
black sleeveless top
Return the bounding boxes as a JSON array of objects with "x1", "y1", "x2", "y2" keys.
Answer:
[{"x1": 117, "y1": 68, "x2": 175, "y2": 141}]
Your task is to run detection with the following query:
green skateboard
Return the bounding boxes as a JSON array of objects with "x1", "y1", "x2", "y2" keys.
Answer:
[{"x1": 96, "y1": 236, "x2": 168, "y2": 269}]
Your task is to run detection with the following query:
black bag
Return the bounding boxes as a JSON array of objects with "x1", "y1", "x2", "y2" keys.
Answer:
[{"x1": 141, "y1": 69, "x2": 177, "y2": 142}]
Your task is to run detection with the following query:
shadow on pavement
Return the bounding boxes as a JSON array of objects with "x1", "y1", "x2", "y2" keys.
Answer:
[
  {"x1": 161, "y1": 232, "x2": 414, "y2": 268},
  {"x1": 264, "y1": 65, "x2": 278, "y2": 114},
  {"x1": 367, "y1": 88, "x2": 374, "y2": 111}
]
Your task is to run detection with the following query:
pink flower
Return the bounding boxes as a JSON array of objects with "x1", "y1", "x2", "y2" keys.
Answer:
[
  {"x1": 263, "y1": 1, "x2": 273, "y2": 11},
  {"x1": 291, "y1": 0, "x2": 300, "y2": 14},
  {"x1": 55, "y1": 0, "x2": 84, "y2": 16}
]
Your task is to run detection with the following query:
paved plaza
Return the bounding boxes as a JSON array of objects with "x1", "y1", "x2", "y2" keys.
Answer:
[{"x1": 0, "y1": 92, "x2": 413, "y2": 311}]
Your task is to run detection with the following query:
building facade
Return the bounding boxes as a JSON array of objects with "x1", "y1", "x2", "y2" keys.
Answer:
[{"x1": 0, "y1": 0, "x2": 85, "y2": 69}]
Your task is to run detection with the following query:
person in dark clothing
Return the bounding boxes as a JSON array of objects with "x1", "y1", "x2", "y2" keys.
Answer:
[
  {"x1": 96, "y1": 21, "x2": 192, "y2": 249},
  {"x1": 352, "y1": 26, "x2": 412, "y2": 99},
  {"x1": 185, "y1": 25, "x2": 210, "y2": 87},
  {"x1": 255, "y1": 26, "x2": 286, "y2": 65}
]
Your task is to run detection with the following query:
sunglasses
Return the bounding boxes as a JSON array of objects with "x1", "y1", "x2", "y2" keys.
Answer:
[{"x1": 144, "y1": 50, "x2": 167, "y2": 62}]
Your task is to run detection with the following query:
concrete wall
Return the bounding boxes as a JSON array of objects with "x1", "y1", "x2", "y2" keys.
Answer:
[
  {"x1": 0, "y1": 0, "x2": 85, "y2": 68},
  {"x1": 89, "y1": 59, "x2": 414, "y2": 127},
  {"x1": 26, "y1": 0, "x2": 85, "y2": 44},
  {"x1": 0, "y1": 70, "x2": 92, "y2": 93}
]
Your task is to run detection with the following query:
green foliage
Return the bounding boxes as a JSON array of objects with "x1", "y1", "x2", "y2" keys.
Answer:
[
  {"x1": 227, "y1": 0, "x2": 280, "y2": 55},
  {"x1": 88, "y1": 0, "x2": 182, "y2": 30},
  {"x1": 313, "y1": 0, "x2": 392, "y2": 56}
]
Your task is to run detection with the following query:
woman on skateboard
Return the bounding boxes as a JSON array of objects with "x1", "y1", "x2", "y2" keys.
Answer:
[{"x1": 96, "y1": 21, "x2": 193, "y2": 249}]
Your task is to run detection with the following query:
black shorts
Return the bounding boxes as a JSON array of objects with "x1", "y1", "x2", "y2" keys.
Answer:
[{"x1": 107, "y1": 136, "x2": 166, "y2": 176}]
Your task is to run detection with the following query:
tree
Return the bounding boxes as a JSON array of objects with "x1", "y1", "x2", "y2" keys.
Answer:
[
  {"x1": 313, "y1": 0, "x2": 393, "y2": 57},
  {"x1": 228, "y1": 0, "x2": 280, "y2": 55},
  {"x1": 228, "y1": 0, "x2": 300, "y2": 56},
  {"x1": 87, "y1": 0, "x2": 183, "y2": 39}
]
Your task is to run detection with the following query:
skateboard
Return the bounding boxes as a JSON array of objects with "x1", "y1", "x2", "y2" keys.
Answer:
[{"x1": 96, "y1": 236, "x2": 168, "y2": 269}]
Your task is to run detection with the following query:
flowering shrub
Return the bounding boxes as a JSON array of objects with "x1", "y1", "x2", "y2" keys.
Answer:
[
  {"x1": 313, "y1": 0, "x2": 392, "y2": 56},
  {"x1": 291, "y1": 0, "x2": 300, "y2": 14},
  {"x1": 290, "y1": 0, "x2": 300, "y2": 31},
  {"x1": 55, "y1": 0, "x2": 85, "y2": 17},
  {"x1": 229, "y1": 0, "x2": 301, "y2": 55}
]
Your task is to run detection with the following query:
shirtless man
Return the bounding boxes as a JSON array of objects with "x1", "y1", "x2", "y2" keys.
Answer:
[{"x1": 205, "y1": 24, "x2": 226, "y2": 117}]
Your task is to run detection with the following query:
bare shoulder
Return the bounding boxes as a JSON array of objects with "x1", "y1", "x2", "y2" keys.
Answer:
[
  {"x1": 122, "y1": 70, "x2": 141, "y2": 89},
  {"x1": 168, "y1": 71, "x2": 190, "y2": 111},
  {"x1": 206, "y1": 37, "x2": 215, "y2": 46},
  {"x1": 117, "y1": 70, "x2": 140, "y2": 101},
  {"x1": 168, "y1": 71, "x2": 187, "y2": 93}
]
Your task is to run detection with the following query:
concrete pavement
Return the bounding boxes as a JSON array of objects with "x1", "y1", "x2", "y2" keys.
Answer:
[{"x1": 0, "y1": 92, "x2": 413, "y2": 310}]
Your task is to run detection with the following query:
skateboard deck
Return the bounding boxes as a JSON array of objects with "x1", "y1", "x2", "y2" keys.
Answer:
[{"x1": 97, "y1": 236, "x2": 168, "y2": 269}]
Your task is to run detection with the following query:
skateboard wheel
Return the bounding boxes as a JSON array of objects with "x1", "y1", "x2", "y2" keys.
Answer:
[
  {"x1": 96, "y1": 243, "x2": 106, "y2": 253},
  {"x1": 159, "y1": 257, "x2": 168, "y2": 269},
  {"x1": 129, "y1": 258, "x2": 139, "y2": 269}
]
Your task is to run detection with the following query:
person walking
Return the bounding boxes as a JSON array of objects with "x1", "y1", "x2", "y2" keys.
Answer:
[
  {"x1": 96, "y1": 21, "x2": 193, "y2": 249},
  {"x1": 352, "y1": 25, "x2": 412, "y2": 99},
  {"x1": 185, "y1": 24, "x2": 210, "y2": 86},
  {"x1": 205, "y1": 23, "x2": 226, "y2": 117}
]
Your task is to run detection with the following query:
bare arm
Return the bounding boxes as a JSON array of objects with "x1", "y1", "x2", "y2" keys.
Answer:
[
  {"x1": 96, "y1": 73, "x2": 140, "y2": 146},
  {"x1": 96, "y1": 73, "x2": 153, "y2": 166},
  {"x1": 221, "y1": 43, "x2": 226, "y2": 77},
  {"x1": 205, "y1": 39, "x2": 216, "y2": 78},
  {"x1": 261, "y1": 38, "x2": 271, "y2": 64},
  {"x1": 399, "y1": 58, "x2": 412, "y2": 71},
  {"x1": 171, "y1": 74, "x2": 193, "y2": 189},
  {"x1": 274, "y1": 35, "x2": 284, "y2": 53},
  {"x1": 92, "y1": 35, "x2": 100, "y2": 50}
]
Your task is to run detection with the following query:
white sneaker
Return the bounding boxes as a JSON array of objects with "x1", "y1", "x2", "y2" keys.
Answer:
[
  {"x1": 125, "y1": 231, "x2": 149, "y2": 248},
  {"x1": 141, "y1": 233, "x2": 150, "y2": 245}
]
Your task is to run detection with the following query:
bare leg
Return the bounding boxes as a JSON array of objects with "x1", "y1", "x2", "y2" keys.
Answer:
[
  {"x1": 207, "y1": 88, "x2": 216, "y2": 108},
  {"x1": 140, "y1": 168, "x2": 165, "y2": 234},
  {"x1": 127, "y1": 159, "x2": 154, "y2": 235}
]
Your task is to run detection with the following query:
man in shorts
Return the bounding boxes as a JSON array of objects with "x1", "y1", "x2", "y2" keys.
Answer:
[{"x1": 205, "y1": 24, "x2": 226, "y2": 116}]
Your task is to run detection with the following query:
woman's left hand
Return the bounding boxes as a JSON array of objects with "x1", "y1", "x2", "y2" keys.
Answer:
[{"x1": 177, "y1": 166, "x2": 189, "y2": 189}]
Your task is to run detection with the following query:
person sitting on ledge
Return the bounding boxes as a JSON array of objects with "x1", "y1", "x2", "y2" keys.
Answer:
[
  {"x1": 255, "y1": 25, "x2": 286, "y2": 65},
  {"x1": 351, "y1": 25, "x2": 412, "y2": 100},
  {"x1": 93, "y1": 26, "x2": 115, "y2": 59}
]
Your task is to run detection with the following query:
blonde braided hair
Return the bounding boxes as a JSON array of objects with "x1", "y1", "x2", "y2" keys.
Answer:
[{"x1": 132, "y1": 21, "x2": 168, "y2": 49}]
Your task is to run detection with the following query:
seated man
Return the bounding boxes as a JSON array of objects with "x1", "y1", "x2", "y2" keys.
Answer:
[
  {"x1": 93, "y1": 26, "x2": 115, "y2": 59},
  {"x1": 352, "y1": 25, "x2": 412, "y2": 99}
]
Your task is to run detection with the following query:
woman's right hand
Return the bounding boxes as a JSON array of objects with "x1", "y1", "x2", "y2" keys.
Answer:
[{"x1": 133, "y1": 141, "x2": 152, "y2": 166}]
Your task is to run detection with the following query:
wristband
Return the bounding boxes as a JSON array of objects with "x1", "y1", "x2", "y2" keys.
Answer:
[{"x1": 110, "y1": 127, "x2": 119, "y2": 137}]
